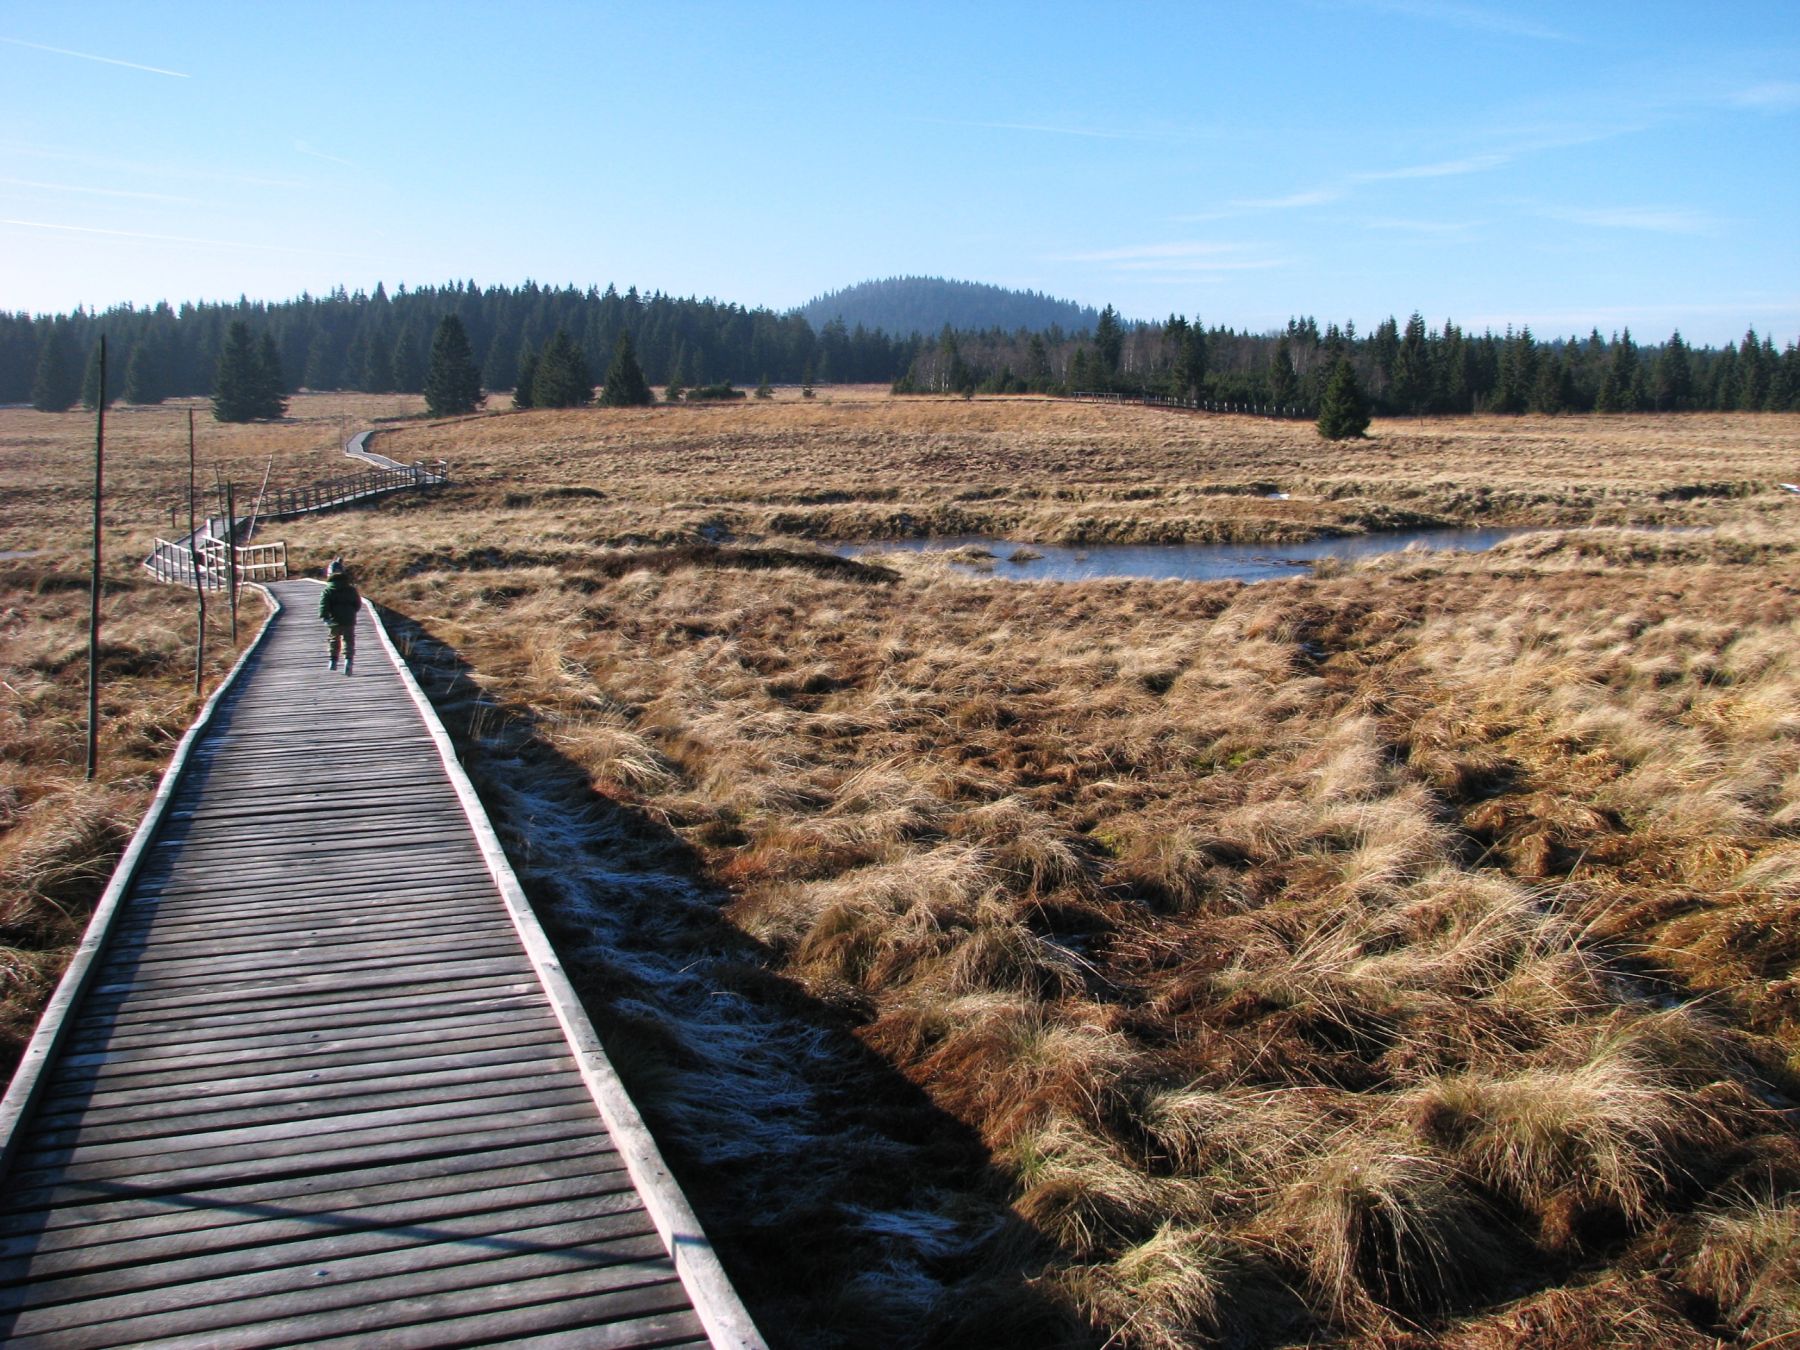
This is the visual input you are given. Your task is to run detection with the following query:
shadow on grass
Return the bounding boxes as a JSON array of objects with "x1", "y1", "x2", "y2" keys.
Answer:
[{"x1": 380, "y1": 604, "x2": 1088, "y2": 1350}]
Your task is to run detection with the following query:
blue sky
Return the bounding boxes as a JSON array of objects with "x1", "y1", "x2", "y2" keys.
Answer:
[{"x1": 1, "y1": 1, "x2": 1795, "y2": 345}]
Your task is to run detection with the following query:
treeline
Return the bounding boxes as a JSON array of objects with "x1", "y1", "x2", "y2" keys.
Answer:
[
  {"x1": 1, "y1": 281, "x2": 919, "y2": 410},
  {"x1": 896, "y1": 308, "x2": 1800, "y2": 414},
  {"x1": 5, "y1": 280, "x2": 1797, "y2": 418}
]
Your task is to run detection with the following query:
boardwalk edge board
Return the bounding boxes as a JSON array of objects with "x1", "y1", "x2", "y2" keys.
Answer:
[
  {"x1": 0, "y1": 586, "x2": 283, "y2": 1177},
  {"x1": 366, "y1": 587, "x2": 768, "y2": 1350}
]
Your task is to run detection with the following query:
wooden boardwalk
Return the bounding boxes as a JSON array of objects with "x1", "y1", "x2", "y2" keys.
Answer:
[{"x1": 0, "y1": 581, "x2": 761, "y2": 1348}]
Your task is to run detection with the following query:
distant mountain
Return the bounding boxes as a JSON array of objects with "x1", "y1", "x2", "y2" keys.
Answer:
[{"x1": 798, "y1": 276, "x2": 1103, "y2": 337}]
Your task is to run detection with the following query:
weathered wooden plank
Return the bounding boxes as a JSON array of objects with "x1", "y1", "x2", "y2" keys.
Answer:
[
  {"x1": 52, "y1": 1006, "x2": 558, "y2": 1079},
  {"x1": 99, "y1": 912, "x2": 508, "y2": 962},
  {"x1": 0, "y1": 1203, "x2": 662, "y2": 1317},
  {"x1": 3, "y1": 1100, "x2": 604, "y2": 1207},
  {"x1": 64, "y1": 981, "x2": 545, "y2": 1046},
  {"x1": 31, "y1": 1057, "x2": 579, "y2": 1145},
  {"x1": 0, "y1": 1159, "x2": 636, "y2": 1280},
  {"x1": 0, "y1": 1132, "x2": 620, "y2": 1240},
  {"x1": 182, "y1": 1275, "x2": 701, "y2": 1350},
  {"x1": 83, "y1": 933, "x2": 527, "y2": 991},
  {"x1": 79, "y1": 953, "x2": 537, "y2": 1015},
  {"x1": 0, "y1": 1227, "x2": 676, "y2": 1343}
]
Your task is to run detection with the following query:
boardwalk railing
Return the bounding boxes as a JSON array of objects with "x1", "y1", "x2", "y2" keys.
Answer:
[
  {"x1": 1072, "y1": 389, "x2": 1314, "y2": 419},
  {"x1": 257, "y1": 459, "x2": 450, "y2": 519},
  {"x1": 143, "y1": 537, "x2": 289, "y2": 590}
]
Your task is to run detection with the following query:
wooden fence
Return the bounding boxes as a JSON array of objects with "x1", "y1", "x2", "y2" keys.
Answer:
[
  {"x1": 1072, "y1": 391, "x2": 1314, "y2": 420},
  {"x1": 257, "y1": 459, "x2": 450, "y2": 518},
  {"x1": 144, "y1": 537, "x2": 289, "y2": 591}
]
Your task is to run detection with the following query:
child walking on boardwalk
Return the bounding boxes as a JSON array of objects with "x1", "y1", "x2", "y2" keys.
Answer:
[{"x1": 320, "y1": 557, "x2": 362, "y2": 675}]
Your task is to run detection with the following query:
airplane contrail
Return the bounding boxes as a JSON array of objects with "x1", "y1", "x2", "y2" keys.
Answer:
[{"x1": 0, "y1": 36, "x2": 190, "y2": 78}]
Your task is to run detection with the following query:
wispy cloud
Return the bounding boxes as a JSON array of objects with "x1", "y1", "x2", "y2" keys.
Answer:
[
  {"x1": 0, "y1": 142, "x2": 307, "y2": 191},
  {"x1": 1727, "y1": 81, "x2": 1800, "y2": 112},
  {"x1": 1363, "y1": 216, "x2": 1484, "y2": 235},
  {"x1": 0, "y1": 176, "x2": 197, "y2": 204},
  {"x1": 294, "y1": 140, "x2": 357, "y2": 168},
  {"x1": 0, "y1": 35, "x2": 189, "y2": 78},
  {"x1": 1329, "y1": 0, "x2": 1574, "y2": 42},
  {"x1": 1538, "y1": 205, "x2": 1722, "y2": 234},
  {"x1": 1351, "y1": 152, "x2": 1512, "y2": 181},
  {"x1": 909, "y1": 116, "x2": 1197, "y2": 144},
  {"x1": 1057, "y1": 241, "x2": 1287, "y2": 273},
  {"x1": 1230, "y1": 188, "x2": 1343, "y2": 210},
  {"x1": 0, "y1": 217, "x2": 363, "y2": 259},
  {"x1": 1469, "y1": 299, "x2": 1800, "y2": 338},
  {"x1": 1203, "y1": 149, "x2": 1513, "y2": 221}
]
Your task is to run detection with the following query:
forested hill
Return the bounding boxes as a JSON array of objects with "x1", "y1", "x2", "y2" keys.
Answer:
[{"x1": 798, "y1": 277, "x2": 1102, "y2": 337}]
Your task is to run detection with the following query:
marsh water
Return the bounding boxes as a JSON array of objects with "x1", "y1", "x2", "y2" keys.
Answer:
[{"x1": 842, "y1": 526, "x2": 1540, "y2": 583}]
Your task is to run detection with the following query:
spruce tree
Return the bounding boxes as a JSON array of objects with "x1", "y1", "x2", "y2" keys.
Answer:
[
  {"x1": 424, "y1": 314, "x2": 484, "y2": 416},
  {"x1": 30, "y1": 333, "x2": 77, "y2": 412},
  {"x1": 1180, "y1": 320, "x2": 1207, "y2": 399},
  {"x1": 256, "y1": 332, "x2": 289, "y2": 418},
  {"x1": 1094, "y1": 305, "x2": 1123, "y2": 383},
  {"x1": 1391, "y1": 313, "x2": 1428, "y2": 414},
  {"x1": 1652, "y1": 331, "x2": 1692, "y2": 411},
  {"x1": 598, "y1": 331, "x2": 653, "y2": 407},
  {"x1": 532, "y1": 329, "x2": 592, "y2": 408},
  {"x1": 1738, "y1": 328, "x2": 1771, "y2": 410},
  {"x1": 1316, "y1": 355, "x2": 1371, "y2": 440},
  {"x1": 664, "y1": 349, "x2": 686, "y2": 403},
  {"x1": 211, "y1": 321, "x2": 273, "y2": 422},
  {"x1": 1596, "y1": 329, "x2": 1640, "y2": 412},
  {"x1": 80, "y1": 340, "x2": 112, "y2": 410},
  {"x1": 124, "y1": 341, "x2": 163, "y2": 404},
  {"x1": 512, "y1": 340, "x2": 538, "y2": 409},
  {"x1": 1268, "y1": 337, "x2": 1300, "y2": 408}
]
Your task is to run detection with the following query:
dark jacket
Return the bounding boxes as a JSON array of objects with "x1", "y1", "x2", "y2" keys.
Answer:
[{"x1": 320, "y1": 575, "x2": 361, "y2": 626}]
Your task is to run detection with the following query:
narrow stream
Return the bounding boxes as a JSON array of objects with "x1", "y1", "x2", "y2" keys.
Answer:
[{"x1": 842, "y1": 527, "x2": 1541, "y2": 582}]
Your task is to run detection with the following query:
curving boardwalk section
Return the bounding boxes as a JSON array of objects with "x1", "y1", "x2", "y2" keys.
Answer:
[{"x1": 0, "y1": 581, "x2": 760, "y2": 1348}]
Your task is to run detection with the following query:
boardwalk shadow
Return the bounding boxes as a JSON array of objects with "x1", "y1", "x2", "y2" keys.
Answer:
[{"x1": 380, "y1": 605, "x2": 1093, "y2": 1349}]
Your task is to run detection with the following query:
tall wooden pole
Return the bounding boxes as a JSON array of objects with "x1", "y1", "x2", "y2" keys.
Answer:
[
  {"x1": 224, "y1": 481, "x2": 240, "y2": 644},
  {"x1": 188, "y1": 410, "x2": 206, "y2": 698},
  {"x1": 85, "y1": 337, "x2": 105, "y2": 781}
]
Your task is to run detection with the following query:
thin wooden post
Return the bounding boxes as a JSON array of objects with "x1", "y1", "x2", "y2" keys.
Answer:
[
  {"x1": 224, "y1": 482, "x2": 239, "y2": 644},
  {"x1": 85, "y1": 337, "x2": 105, "y2": 781},
  {"x1": 188, "y1": 411, "x2": 207, "y2": 698}
]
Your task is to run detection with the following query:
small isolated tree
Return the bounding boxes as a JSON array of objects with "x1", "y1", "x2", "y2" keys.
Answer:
[
  {"x1": 598, "y1": 331, "x2": 653, "y2": 407},
  {"x1": 664, "y1": 350, "x2": 686, "y2": 403},
  {"x1": 1316, "y1": 355, "x2": 1371, "y2": 440},
  {"x1": 424, "y1": 314, "x2": 484, "y2": 416},
  {"x1": 30, "y1": 333, "x2": 77, "y2": 412},
  {"x1": 212, "y1": 321, "x2": 286, "y2": 422},
  {"x1": 754, "y1": 374, "x2": 773, "y2": 399}
]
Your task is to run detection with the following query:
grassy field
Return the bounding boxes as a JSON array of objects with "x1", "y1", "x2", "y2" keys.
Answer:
[{"x1": 3, "y1": 390, "x2": 1799, "y2": 1347}]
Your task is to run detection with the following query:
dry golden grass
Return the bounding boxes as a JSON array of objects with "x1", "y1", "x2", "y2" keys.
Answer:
[{"x1": 4, "y1": 392, "x2": 1799, "y2": 1347}]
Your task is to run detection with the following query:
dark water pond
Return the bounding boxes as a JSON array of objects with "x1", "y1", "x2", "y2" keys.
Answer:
[{"x1": 841, "y1": 527, "x2": 1540, "y2": 583}]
